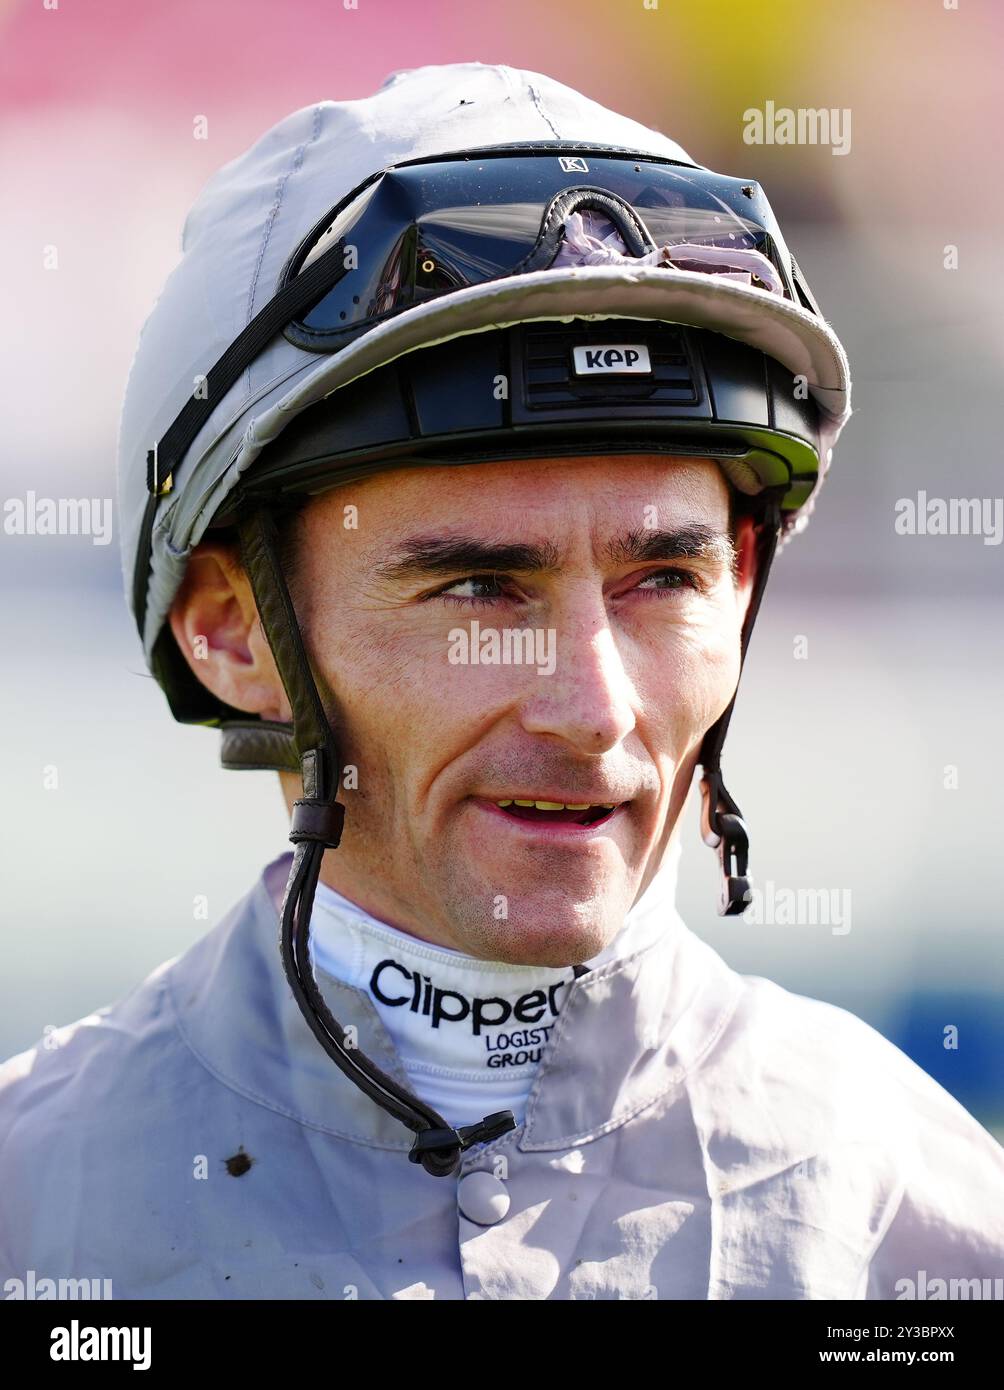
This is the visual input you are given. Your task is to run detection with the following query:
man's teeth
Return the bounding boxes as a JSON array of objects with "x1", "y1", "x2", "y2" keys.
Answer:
[{"x1": 495, "y1": 799, "x2": 617, "y2": 810}]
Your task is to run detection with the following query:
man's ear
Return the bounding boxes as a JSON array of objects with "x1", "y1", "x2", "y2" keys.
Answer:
[{"x1": 167, "y1": 542, "x2": 292, "y2": 723}]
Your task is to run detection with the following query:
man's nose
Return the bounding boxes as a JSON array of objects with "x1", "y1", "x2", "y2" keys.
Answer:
[{"x1": 518, "y1": 598, "x2": 636, "y2": 755}]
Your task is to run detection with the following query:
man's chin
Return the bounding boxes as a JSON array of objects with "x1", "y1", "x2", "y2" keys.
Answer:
[
  {"x1": 446, "y1": 802, "x2": 640, "y2": 955},
  {"x1": 448, "y1": 893, "x2": 625, "y2": 968}
]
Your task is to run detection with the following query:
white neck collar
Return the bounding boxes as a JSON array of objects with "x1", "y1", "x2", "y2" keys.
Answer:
[{"x1": 303, "y1": 841, "x2": 683, "y2": 1128}]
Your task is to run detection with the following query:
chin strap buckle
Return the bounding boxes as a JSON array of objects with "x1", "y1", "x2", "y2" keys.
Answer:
[
  {"x1": 458, "y1": 1110, "x2": 518, "y2": 1148},
  {"x1": 408, "y1": 1110, "x2": 517, "y2": 1178},
  {"x1": 289, "y1": 798, "x2": 345, "y2": 849},
  {"x1": 700, "y1": 772, "x2": 753, "y2": 917}
]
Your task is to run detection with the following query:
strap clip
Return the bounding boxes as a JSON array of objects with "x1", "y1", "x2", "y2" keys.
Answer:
[
  {"x1": 408, "y1": 1110, "x2": 517, "y2": 1178},
  {"x1": 700, "y1": 772, "x2": 753, "y2": 917},
  {"x1": 146, "y1": 446, "x2": 173, "y2": 496},
  {"x1": 289, "y1": 798, "x2": 345, "y2": 849}
]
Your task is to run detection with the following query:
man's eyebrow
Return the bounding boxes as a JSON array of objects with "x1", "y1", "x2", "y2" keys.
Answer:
[
  {"x1": 373, "y1": 524, "x2": 734, "y2": 584},
  {"x1": 373, "y1": 536, "x2": 562, "y2": 584},
  {"x1": 604, "y1": 525, "x2": 735, "y2": 570}
]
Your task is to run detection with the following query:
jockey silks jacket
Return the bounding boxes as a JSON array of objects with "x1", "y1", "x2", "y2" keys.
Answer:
[{"x1": 2, "y1": 852, "x2": 1002, "y2": 1301}]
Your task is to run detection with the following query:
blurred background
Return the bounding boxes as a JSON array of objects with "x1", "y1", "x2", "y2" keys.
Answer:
[{"x1": 0, "y1": 0, "x2": 1001, "y2": 1137}]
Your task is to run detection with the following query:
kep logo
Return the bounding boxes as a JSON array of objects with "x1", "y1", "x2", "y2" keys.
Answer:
[{"x1": 572, "y1": 344, "x2": 652, "y2": 375}]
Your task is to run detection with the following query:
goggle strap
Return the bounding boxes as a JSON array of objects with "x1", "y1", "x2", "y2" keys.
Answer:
[
  {"x1": 146, "y1": 236, "x2": 352, "y2": 495},
  {"x1": 511, "y1": 187, "x2": 655, "y2": 275}
]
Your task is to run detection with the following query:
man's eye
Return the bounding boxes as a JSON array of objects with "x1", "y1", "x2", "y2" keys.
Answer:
[
  {"x1": 436, "y1": 574, "x2": 507, "y2": 606},
  {"x1": 432, "y1": 569, "x2": 702, "y2": 606},
  {"x1": 635, "y1": 567, "x2": 702, "y2": 594}
]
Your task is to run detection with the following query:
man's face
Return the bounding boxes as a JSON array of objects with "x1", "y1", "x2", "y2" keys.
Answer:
[
  {"x1": 281, "y1": 453, "x2": 756, "y2": 963},
  {"x1": 173, "y1": 453, "x2": 757, "y2": 964}
]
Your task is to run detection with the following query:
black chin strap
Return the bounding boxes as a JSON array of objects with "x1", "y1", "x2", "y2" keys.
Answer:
[
  {"x1": 698, "y1": 491, "x2": 785, "y2": 916},
  {"x1": 236, "y1": 506, "x2": 516, "y2": 1178}
]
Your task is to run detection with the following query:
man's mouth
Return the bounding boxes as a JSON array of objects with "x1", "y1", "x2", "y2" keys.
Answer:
[{"x1": 482, "y1": 798, "x2": 624, "y2": 827}]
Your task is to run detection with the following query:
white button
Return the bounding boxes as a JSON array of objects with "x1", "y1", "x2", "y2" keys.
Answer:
[{"x1": 457, "y1": 1171, "x2": 510, "y2": 1226}]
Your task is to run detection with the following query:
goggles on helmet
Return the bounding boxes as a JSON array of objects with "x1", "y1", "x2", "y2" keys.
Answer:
[
  {"x1": 143, "y1": 145, "x2": 826, "y2": 503},
  {"x1": 278, "y1": 149, "x2": 815, "y2": 351}
]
